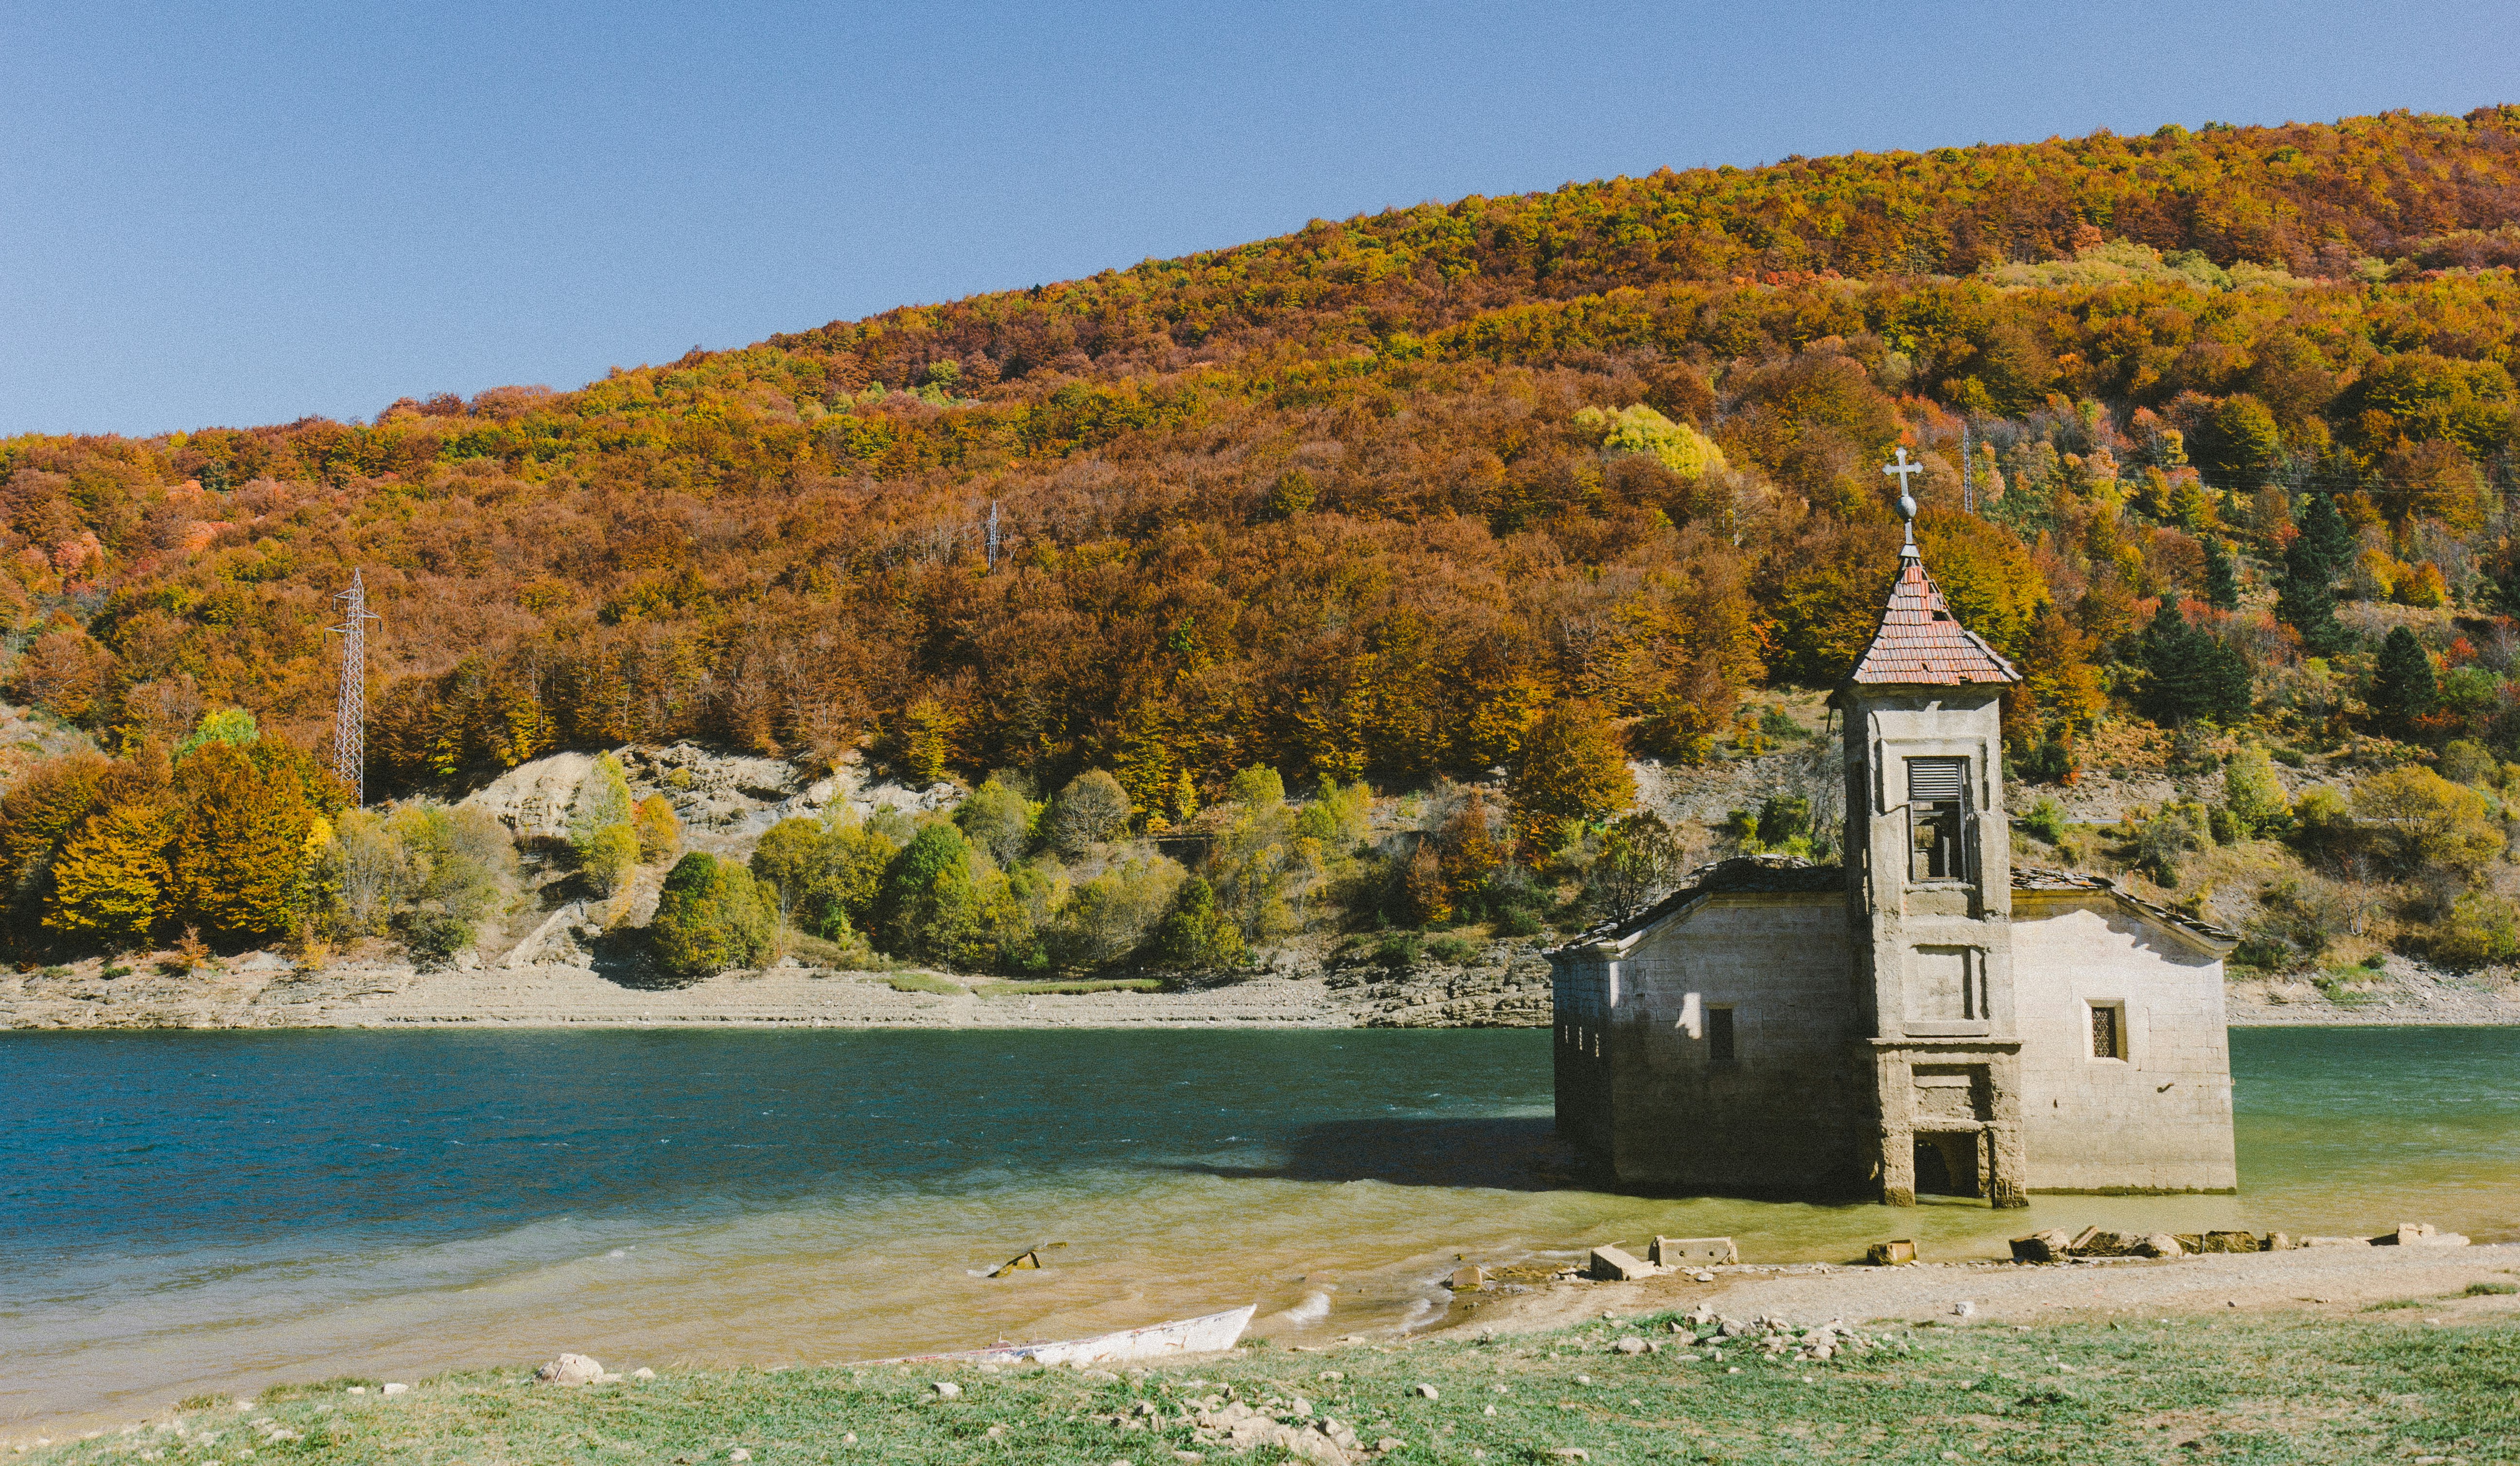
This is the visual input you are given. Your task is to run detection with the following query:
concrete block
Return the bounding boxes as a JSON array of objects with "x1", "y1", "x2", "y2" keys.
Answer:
[
  {"x1": 1587, "y1": 1245, "x2": 1656, "y2": 1281},
  {"x1": 1649, "y1": 1236, "x2": 1737, "y2": 1266},
  {"x1": 2009, "y1": 1229, "x2": 2072, "y2": 1262},
  {"x1": 1865, "y1": 1239, "x2": 1915, "y2": 1266}
]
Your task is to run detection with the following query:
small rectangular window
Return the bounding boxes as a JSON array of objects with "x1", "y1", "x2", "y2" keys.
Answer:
[
  {"x1": 2089, "y1": 1003, "x2": 2122, "y2": 1060},
  {"x1": 1907, "y1": 757, "x2": 1969, "y2": 882},
  {"x1": 1707, "y1": 1006, "x2": 1736, "y2": 1064}
]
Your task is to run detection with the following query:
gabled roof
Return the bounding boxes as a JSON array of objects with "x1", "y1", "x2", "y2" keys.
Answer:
[
  {"x1": 1846, "y1": 532, "x2": 2021, "y2": 686},
  {"x1": 1552, "y1": 855, "x2": 1845, "y2": 952},
  {"x1": 1546, "y1": 858, "x2": 2240, "y2": 959},
  {"x1": 2012, "y1": 865, "x2": 2240, "y2": 954}
]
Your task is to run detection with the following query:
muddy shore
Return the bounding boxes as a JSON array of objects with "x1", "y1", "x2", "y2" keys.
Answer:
[{"x1": 3, "y1": 950, "x2": 2513, "y2": 1030}]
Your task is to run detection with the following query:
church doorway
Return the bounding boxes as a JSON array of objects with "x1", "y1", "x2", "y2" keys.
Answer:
[{"x1": 1913, "y1": 1133, "x2": 1981, "y2": 1199}]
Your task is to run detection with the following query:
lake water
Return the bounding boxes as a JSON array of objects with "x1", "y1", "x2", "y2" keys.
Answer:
[{"x1": 4, "y1": 1027, "x2": 2516, "y2": 1430}]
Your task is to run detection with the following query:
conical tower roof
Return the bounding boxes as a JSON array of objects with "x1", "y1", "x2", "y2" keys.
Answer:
[{"x1": 1846, "y1": 530, "x2": 2021, "y2": 686}]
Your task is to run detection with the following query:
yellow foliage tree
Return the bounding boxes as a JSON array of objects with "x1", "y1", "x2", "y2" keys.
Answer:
[
  {"x1": 170, "y1": 743, "x2": 316, "y2": 939},
  {"x1": 1509, "y1": 700, "x2": 1634, "y2": 854},
  {"x1": 44, "y1": 803, "x2": 169, "y2": 942}
]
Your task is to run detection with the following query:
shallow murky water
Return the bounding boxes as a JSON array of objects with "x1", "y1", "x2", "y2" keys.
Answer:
[{"x1": 3, "y1": 1026, "x2": 2514, "y2": 1429}]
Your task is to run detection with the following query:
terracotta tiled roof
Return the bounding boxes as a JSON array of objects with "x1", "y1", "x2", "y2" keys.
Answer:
[{"x1": 1846, "y1": 537, "x2": 2021, "y2": 686}]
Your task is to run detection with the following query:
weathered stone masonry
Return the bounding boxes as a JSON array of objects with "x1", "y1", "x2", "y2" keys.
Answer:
[{"x1": 1549, "y1": 529, "x2": 2239, "y2": 1204}]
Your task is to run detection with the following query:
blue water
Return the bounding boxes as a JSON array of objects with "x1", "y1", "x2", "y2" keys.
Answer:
[{"x1": 2, "y1": 1026, "x2": 2514, "y2": 1431}]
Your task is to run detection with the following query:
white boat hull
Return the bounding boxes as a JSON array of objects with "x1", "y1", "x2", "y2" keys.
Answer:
[{"x1": 899, "y1": 1304, "x2": 1257, "y2": 1368}]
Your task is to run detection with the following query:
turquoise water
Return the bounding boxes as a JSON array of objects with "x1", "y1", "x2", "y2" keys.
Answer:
[{"x1": 2, "y1": 1026, "x2": 2515, "y2": 1431}]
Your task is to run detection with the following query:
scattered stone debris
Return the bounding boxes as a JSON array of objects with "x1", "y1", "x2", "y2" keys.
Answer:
[
  {"x1": 930, "y1": 1382, "x2": 962, "y2": 1398},
  {"x1": 533, "y1": 1355, "x2": 604, "y2": 1387}
]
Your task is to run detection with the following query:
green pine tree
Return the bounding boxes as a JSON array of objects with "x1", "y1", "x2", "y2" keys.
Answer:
[
  {"x1": 2370, "y1": 627, "x2": 2438, "y2": 734},
  {"x1": 2202, "y1": 537, "x2": 2241, "y2": 610},
  {"x1": 2276, "y1": 495, "x2": 2353, "y2": 658},
  {"x1": 2138, "y1": 603, "x2": 2254, "y2": 726}
]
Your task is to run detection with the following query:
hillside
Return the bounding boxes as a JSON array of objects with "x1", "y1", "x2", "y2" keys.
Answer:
[{"x1": 8, "y1": 105, "x2": 2520, "y2": 980}]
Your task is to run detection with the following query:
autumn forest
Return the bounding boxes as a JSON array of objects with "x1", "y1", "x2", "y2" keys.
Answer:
[{"x1": 10, "y1": 106, "x2": 2520, "y2": 975}]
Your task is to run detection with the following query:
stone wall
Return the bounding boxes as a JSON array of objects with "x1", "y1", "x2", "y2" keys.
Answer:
[
  {"x1": 1558, "y1": 893, "x2": 1862, "y2": 1191},
  {"x1": 2013, "y1": 894, "x2": 2238, "y2": 1193}
]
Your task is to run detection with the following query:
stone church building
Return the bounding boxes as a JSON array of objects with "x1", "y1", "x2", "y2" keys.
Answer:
[{"x1": 1549, "y1": 529, "x2": 2239, "y2": 1205}]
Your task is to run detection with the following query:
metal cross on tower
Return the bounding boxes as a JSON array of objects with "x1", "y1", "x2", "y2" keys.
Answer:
[
  {"x1": 1883, "y1": 446, "x2": 1925, "y2": 527},
  {"x1": 330, "y1": 570, "x2": 380, "y2": 806}
]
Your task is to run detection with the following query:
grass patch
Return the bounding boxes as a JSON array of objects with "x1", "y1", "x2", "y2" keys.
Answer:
[
  {"x1": 879, "y1": 971, "x2": 965, "y2": 996},
  {"x1": 2466, "y1": 1280, "x2": 2519, "y2": 1296},
  {"x1": 2363, "y1": 1297, "x2": 2426, "y2": 1311},
  {"x1": 973, "y1": 978, "x2": 1165, "y2": 998},
  {"x1": 39, "y1": 1313, "x2": 2520, "y2": 1466}
]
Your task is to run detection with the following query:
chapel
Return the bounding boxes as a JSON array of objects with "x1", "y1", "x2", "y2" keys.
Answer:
[{"x1": 1547, "y1": 518, "x2": 2240, "y2": 1205}]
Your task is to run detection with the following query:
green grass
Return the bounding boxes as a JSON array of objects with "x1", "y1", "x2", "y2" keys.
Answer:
[
  {"x1": 2363, "y1": 1297, "x2": 2426, "y2": 1311},
  {"x1": 29, "y1": 1313, "x2": 2518, "y2": 1466},
  {"x1": 973, "y1": 977, "x2": 1164, "y2": 998},
  {"x1": 2466, "y1": 1280, "x2": 2519, "y2": 1296},
  {"x1": 878, "y1": 971, "x2": 965, "y2": 996}
]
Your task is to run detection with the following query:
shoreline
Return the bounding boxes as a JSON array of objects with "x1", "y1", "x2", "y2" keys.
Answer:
[
  {"x1": 0, "y1": 959, "x2": 1553, "y2": 1032},
  {"x1": 12, "y1": 1242, "x2": 2516, "y2": 1453},
  {"x1": 3, "y1": 963, "x2": 2512, "y2": 1030}
]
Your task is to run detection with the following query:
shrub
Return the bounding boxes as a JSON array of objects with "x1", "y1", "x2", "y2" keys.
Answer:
[
  {"x1": 650, "y1": 852, "x2": 776, "y2": 979},
  {"x1": 2020, "y1": 797, "x2": 2069, "y2": 846},
  {"x1": 1587, "y1": 810, "x2": 1687, "y2": 917},
  {"x1": 2221, "y1": 747, "x2": 2290, "y2": 837},
  {"x1": 1047, "y1": 769, "x2": 1132, "y2": 855},
  {"x1": 2353, "y1": 767, "x2": 2502, "y2": 878},
  {"x1": 383, "y1": 803, "x2": 517, "y2": 962},
  {"x1": 2430, "y1": 891, "x2": 2520, "y2": 969},
  {"x1": 581, "y1": 822, "x2": 638, "y2": 897},
  {"x1": 631, "y1": 794, "x2": 681, "y2": 863},
  {"x1": 954, "y1": 778, "x2": 1036, "y2": 867},
  {"x1": 1425, "y1": 933, "x2": 1479, "y2": 964},
  {"x1": 1151, "y1": 876, "x2": 1247, "y2": 970},
  {"x1": 877, "y1": 823, "x2": 985, "y2": 965},
  {"x1": 1225, "y1": 765, "x2": 1286, "y2": 809},
  {"x1": 567, "y1": 752, "x2": 633, "y2": 853},
  {"x1": 2438, "y1": 739, "x2": 2496, "y2": 786},
  {"x1": 2131, "y1": 802, "x2": 2213, "y2": 885},
  {"x1": 1372, "y1": 931, "x2": 1423, "y2": 968},
  {"x1": 1048, "y1": 853, "x2": 1186, "y2": 969},
  {"x1": 1294, "y1": 777, "x2": 1371, "y2": 847}
]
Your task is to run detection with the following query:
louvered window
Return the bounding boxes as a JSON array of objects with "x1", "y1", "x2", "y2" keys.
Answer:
[{"x1": 1907, "y1": 757, "x2": 1969, "y2": 882}]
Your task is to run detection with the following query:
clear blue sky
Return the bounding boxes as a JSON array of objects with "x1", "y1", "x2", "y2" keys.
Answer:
[{"x1": 6, "y1": 0, "x2": 2517, "y2": 437}]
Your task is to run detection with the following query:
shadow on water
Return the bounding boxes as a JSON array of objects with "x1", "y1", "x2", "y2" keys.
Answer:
[
  {"x1": 1172, "y1": 1117, "x2": 1588, "y2": 1191},
  {"x1": 1175, "y1": 1116, "x2": 1907, "y2": 1206}
]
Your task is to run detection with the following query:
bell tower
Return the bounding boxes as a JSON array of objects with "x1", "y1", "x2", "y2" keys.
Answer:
[{"x1": 1833, "y1": 451, "x2": 2030, "y2": 1206}]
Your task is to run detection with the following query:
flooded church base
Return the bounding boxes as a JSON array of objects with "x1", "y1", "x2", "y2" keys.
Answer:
[{"x1": 1549, "y1": 532, "x2": 2240, "y2": 1204}]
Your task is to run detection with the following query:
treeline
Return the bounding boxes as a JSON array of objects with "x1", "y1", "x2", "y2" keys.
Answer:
[{"x1": 3, "y1": 109, "x2": 2520, "y2": 973}]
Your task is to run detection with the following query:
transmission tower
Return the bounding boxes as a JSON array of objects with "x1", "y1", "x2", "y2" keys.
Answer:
[
  {"x1": 330, "y1": 570, "x2": 380, "y2": 806},
  {"x1": 1960, "y1": 418, "x2": 1976, "y2": 514}
]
